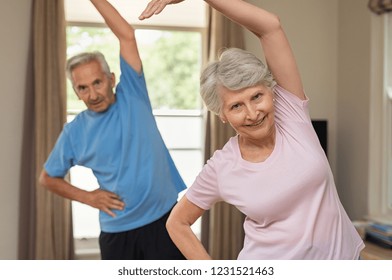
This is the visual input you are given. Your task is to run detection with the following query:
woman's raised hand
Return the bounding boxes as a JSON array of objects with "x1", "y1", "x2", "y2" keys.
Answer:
[{"x1": 139, "y1": 0, "x2": 184, "y2": 20}]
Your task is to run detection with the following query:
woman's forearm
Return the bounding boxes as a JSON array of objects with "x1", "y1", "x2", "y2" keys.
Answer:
[
  {"x1": 205, "y1": 0, "x2": 281, "y2": 38},
  {"x1": 167, "y1": 218, "x2": 211, "y2": 260},
  {"x1": 166, "y1": 196, "x2": 210, "y2": 259}
]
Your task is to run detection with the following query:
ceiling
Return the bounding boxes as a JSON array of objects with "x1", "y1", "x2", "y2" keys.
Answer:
[{"x1": 65, "y1": 0, "x2": 206, "y2": 28}]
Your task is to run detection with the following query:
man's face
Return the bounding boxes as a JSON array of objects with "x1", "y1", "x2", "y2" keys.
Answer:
[{"x1": 71, "y1": 60, "x2": 116, "y2": 113}]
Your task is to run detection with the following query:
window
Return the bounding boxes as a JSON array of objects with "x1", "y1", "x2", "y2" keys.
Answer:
[
  {"x1": 65, "y1": 0, "x2": 207, "y2": 257},
  {"x1": 368, "y1": 13, "x2": 392, "y2": 221},
  {"x1": 385, "y1": 14, "x2": 392, "y2": 213}
]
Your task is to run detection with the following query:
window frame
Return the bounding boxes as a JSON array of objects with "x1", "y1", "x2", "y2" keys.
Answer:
[{"x1": 368, "y1": 13, "x2": 392, "y2": 221}]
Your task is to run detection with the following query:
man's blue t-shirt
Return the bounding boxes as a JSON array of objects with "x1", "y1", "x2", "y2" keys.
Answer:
[{"x1": 44, "y1": 56, "x2": 187, "y2": 232}]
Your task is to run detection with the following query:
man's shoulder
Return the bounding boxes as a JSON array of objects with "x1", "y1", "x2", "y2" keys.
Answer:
[{"x1": 64, "y1": 111, "x2": 88, "y2": 131}]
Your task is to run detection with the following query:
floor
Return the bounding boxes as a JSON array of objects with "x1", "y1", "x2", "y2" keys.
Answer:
[{"x1": 74, "y1": 237, "x2": 101, "y2": 260}]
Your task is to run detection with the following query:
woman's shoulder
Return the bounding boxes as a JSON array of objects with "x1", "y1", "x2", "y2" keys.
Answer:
[
  {"x1": 208, "y1": 136, "x2": 239, "y2": 164},
  {"x1": 273, "y1": 84, "x2": 311, "y2": 124},
  {"x1": 273, "y1": 84, "x2": 309, "y2": 104}
]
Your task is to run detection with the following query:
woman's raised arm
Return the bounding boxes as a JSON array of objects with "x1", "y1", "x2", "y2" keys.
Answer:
[{"x1": 139, "y1": 0, "x2": 305, "y2": 100}]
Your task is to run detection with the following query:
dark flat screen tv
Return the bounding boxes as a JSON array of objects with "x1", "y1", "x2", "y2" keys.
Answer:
[{"x1": 311, "y1": 120, "x2": 328, "y2": 157}]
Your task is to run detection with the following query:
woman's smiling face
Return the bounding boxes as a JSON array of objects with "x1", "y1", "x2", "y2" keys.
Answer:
[{"x1": 219, "y1": 84, "x2": 276, "y2": 143}]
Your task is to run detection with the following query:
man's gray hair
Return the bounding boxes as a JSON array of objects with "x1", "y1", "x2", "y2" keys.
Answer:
[{"x1": 66, "y1": 51, "x2": 112, "y2": 84}]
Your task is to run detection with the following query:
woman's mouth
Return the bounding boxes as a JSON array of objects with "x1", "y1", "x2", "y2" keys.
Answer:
[{"x1": 246, "y1": 115, "x2": 266, "y2": 127}]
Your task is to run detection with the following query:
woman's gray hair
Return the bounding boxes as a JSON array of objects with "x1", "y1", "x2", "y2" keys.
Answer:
[
  {"x1": 66, "y1": 51, "x2": 112, "y2": 84},
  {"x1": 200, "y1": 48, "x2": 276, "y2": 115}
]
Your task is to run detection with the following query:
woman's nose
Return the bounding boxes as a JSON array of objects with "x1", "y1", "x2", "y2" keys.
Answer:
[{"x1": 246, "y1": 105, "x2": 259, "y2": 120}]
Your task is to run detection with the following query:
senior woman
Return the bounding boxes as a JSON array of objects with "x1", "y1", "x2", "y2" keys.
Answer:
[{"x1": 140, "y1": 0, "x2": 365, "y2": 259}]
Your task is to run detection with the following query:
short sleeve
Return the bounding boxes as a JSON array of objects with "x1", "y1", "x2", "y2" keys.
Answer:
[
  {"x1": 44, "y1": 128, "x2": 75, "y2": 177},
  {"x1": 273, "y1": 84, "x2": 311, "y2": 124},
  {"x1": 186, "y1": 154, "x2": 222, "y2": 210},
  {"x1": 116, "y1": 56, "x2": 152, "y2": 109}
]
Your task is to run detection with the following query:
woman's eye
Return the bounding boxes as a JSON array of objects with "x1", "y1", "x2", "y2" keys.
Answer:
[
  {"x1": 231, "y1": 104, "x2": 240, "y2": 110},
  {"x1": 253, "y1": 93, "x2": 262, "y2": 100}
]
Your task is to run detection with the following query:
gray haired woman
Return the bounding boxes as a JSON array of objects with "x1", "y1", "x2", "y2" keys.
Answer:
[{"x1": 140, "y1": 0, "x2": 365, "y2": 260}]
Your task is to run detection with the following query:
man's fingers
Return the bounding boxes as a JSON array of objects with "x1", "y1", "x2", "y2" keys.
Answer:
[
  {"x1": 103, "y1": 207, "x2": 116, "y2": 218},
  {"x1": 102, "y1": 200, "x2": 124, "y2": 217},
  {"x1": 110, "y1": 199, "x2": 125, "y2": 210}
]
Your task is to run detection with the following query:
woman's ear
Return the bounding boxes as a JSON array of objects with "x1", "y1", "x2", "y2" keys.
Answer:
[{"x1": 219, "y1": 114, "x2": 227, "y2": 124}]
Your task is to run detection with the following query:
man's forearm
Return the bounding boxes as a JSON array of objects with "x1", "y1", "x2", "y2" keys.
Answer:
[
  {"x1": 90, "y1": 0, "x2": 141, "y2": 72},
  {"x1": 90, "y1": 0, "x2": 135, "y2": 42},
  {"x1": 39, "y1": 170, "x2": 90, "y2": 204}
]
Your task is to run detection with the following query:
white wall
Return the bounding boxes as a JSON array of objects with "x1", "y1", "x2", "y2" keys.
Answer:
[
  {"x1": 337, "y1": 0, "x2": 372, "y2": 220},
  {"x1": 0, "y1": 0, "x2": 32, "y2": 259}
]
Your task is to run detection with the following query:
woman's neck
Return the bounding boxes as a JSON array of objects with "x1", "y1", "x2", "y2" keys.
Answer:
[{"x1": 238, "y1": 127, "x2": 276, "y2": 163}]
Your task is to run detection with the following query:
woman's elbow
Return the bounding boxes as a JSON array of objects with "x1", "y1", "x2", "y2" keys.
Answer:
[
  {"x1": 267, "y1": 13, "x2": 282, "y2": 34},
  {"x1": 166, "y1": 213, "x2": 189, "y2": 241},
  {"x1": 254, "y1": 13, "x2": 282, "y2": 39},
  {"x1": 166, "y1": 214, "x2": 177, "y2": 237}
]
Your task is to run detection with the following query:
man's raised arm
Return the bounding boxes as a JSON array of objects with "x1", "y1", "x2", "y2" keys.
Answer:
[{"x1": 90, "y1": 0, "x2": 142, "y2": 72}]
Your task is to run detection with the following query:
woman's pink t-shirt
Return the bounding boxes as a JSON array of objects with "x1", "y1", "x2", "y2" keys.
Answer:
[{"x1": 186, "y1": 85, "x2": 365, "y2": 259}]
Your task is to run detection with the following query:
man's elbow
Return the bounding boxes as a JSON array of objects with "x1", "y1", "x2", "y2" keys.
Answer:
[{"x1": 38, "y1": 169, "x2": 51, "y2": 189}]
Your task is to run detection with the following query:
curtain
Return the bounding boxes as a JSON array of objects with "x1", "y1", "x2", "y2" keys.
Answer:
[
  {"x1": 200, "y1": 8, "x2": 246, "y2": 260},
  {"x1": 368, "y1": 0, "x2": 392, "y2": 14},
  {"x1": 18, "y1": 9, "x2": 36, "y2": 259},
  {"x1": 18, "y1": 0, "x2": 74, "y2": 260}
]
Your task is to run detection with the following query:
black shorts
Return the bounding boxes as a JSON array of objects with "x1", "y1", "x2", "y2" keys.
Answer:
[{"x1": 99, "y1": 208, "x2": 185, "y2": 260}]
